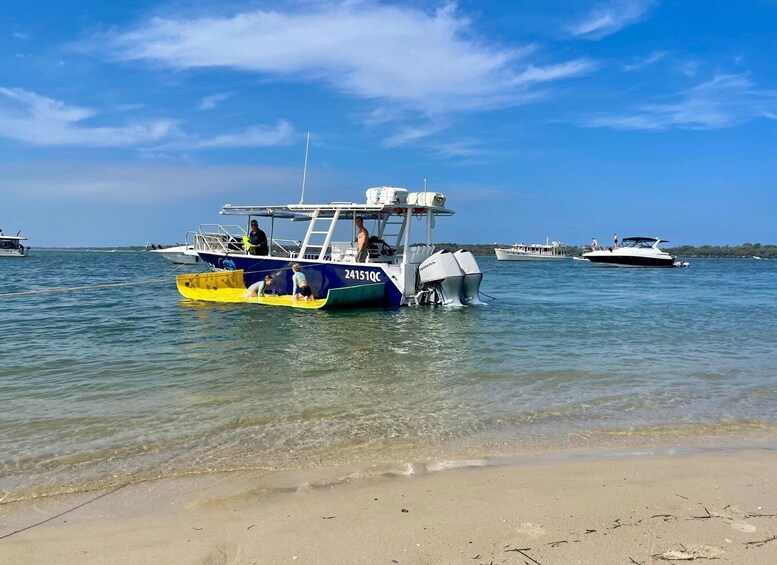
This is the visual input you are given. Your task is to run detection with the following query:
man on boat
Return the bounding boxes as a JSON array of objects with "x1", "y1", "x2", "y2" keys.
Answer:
[
  {"x1": 246, "y1": 220, "x2": 268, "y2": 255},
  {"x1": 355, "y1": 216, "x2": 369, "y2": 263},
  {"x1": 613, "y1": 233, "x2": 619, "y2": 248}
]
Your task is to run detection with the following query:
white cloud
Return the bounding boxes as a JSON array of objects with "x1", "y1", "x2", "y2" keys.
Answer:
[
  {"x1": 679, "y1": 60, "x2": 699, "y2": 78},
  {"x1": 0, "y1": 87, "x2": 295, "y2": 149},
  {"x1": 569, "y1": 0, "x2": 656, "y2": 39},
  {"x1": 623, "y1": 50, "x2": 667, "y2": 71},
  {"x1": 382, "y1": 121, "x2": 449, "y2": 148},
  {"x1": 155, "y1": 120, "x2": 296, "y2": 149},
  {"x1": 585, "y1": 74, "x2": 777, "y2": 131},
  {"x1": 198, "y1": 92, "x2": 233, "y2": 110},
  {"x1": 12, "y1": 32, "x2": 30, "y2": 40},
  {"x1": 102, "y1": 3, "x2": 593, "y2": 117},
  {"x1": 0, "y1": 87, "x2": 176, "y2": 146},
  {"x1": 430, "y1": 139, "x2": 483, "y2": 159}
]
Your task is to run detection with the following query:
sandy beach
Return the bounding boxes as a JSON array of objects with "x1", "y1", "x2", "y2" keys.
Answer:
[{"x1": 2, "y1": 446, "x2": 776, "y2": 565}]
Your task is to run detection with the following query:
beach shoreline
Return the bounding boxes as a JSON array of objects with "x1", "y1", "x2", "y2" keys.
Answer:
[{"x1": 3, "y1": 442, "x2": 776, "y2": 564}]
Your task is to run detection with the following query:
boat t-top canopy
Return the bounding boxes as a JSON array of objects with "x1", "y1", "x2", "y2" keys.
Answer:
[
  {"x1": 215, "y1": 200, "x2": 452, "y2": 262},
  {"x1": 0, "y1": 235, "x2": 27, "y2": 241},
  {"x1": 219, "y1": 202, "x2": 455, "y2": 219}
]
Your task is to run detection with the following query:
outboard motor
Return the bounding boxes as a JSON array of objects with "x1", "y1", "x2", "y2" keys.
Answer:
[
  {"x1": 417, "y1": 250, "x2": 465, "y2": 306},
  {"x1": 453, "y1": 250, "x2": 485, "y2": 305}
]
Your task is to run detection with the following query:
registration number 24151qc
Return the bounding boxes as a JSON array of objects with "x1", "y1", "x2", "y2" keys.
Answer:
[{"x1": 344, "y1": 269, "x2": 381, "y2": 282}]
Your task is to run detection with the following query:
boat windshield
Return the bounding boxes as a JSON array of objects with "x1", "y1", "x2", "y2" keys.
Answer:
[{"x1": 621, "y1": 238, "x2": 658, "y2": 249}]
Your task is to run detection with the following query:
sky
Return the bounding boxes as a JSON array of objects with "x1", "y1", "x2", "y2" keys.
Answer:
[{"x1": 1, "y1": 0, "x2": 776, "y2": 247}]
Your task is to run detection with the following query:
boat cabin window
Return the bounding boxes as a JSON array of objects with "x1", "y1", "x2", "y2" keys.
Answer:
[{"x1": 0, "y1": 239, "x2": 20, "y2": 250}]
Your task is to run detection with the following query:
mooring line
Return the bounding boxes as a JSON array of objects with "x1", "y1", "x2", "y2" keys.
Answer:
[
  {"x1": 0, "y1": 279, "x2": 172, "y2": 298},
  {"x1": 0, "y1": 260, "x2": 312, "y2": 298}
]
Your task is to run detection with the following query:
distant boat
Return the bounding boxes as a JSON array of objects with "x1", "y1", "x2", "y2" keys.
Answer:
[
  {"x1": 150, "y1": 244, "x2": 201, "y2": 265},
  {"x1": 494, "y1": 240, "x2": 567, "y2": 261},
  {"x1": 583, "y1": 237, "x2": 688, "y2": 268},
  {"x1": 0, "y1": 231, "x2": 29, "y2": 258},
  {"x1": 753, "y1": 256, "x2": 763, "y2": 260}
]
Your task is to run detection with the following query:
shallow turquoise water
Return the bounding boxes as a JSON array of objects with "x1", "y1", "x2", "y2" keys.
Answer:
[{"x1": 2, "y1": 252, "x2": 776, "y2": 501}]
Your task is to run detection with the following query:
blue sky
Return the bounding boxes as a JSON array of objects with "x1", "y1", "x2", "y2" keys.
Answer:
[{"x1": 1, "y1": 0, "x2": 776, "y2": 247}]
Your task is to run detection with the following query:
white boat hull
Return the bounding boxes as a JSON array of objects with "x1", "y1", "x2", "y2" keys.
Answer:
[
  {"x1": 150, "y1": 245, "x2": 200, "y2": 265},
  {"x1": 0, "y1": 247, "x2": 29, "y2": 258},
  {"x1": 583, "y1": 249, "x2": 675, "y2": 268}
]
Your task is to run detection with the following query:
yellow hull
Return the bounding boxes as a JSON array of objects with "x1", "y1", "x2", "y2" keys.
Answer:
[{"x1": 176, "y1": 270, "x2": 385, "y2": 310}]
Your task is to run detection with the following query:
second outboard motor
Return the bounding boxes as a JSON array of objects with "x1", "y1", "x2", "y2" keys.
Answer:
[
  {"x1": 453, "y1": 250, "x2": 485, "y2": 305},
  {"x1": 417, "y1": 250, "x2": 465, "y2": 306}
]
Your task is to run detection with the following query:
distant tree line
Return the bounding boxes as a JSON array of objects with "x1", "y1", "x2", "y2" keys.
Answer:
[
  {"x1": 439, "y1": 242, "x2": 777, "y2": 258},
  {"x1": 663, "y1": 243, "x2": 777, "y2": 258},
  {"x1": 54, "y1": 242, "x2": 777, "y2": 259}
]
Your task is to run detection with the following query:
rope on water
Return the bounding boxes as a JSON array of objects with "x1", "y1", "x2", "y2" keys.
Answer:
[
  {"x1": 0, "y1": 257, "x2": 321, "y2": 298},
  {"x1": 0, "y1": 278, "x2": 173, "y2": 298}
]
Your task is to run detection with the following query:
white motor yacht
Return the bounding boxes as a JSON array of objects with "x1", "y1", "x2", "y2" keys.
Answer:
[
  {"x1": 0, "y1": 232, "x2": 29, "y2": 258},
  {"x1": 583, "y1": 237, "x2": 688, "y2": 268},
  {"x1": 495, "y1": 240, "x2": 567, "y2": 261}
]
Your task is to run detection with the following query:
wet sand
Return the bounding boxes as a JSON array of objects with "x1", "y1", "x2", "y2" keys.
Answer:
[{"x1": 2, "y1": 447, "x2": 776, "y2": 564}]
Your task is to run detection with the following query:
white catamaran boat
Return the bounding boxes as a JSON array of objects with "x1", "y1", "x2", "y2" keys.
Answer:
[
  {"x1": 495, "y1": 240, "x2": 567, "y2": 261},
  {"x1": 188, "y1": 187, "x2": 485, "y2": 307},
  {"x1": 0, "y1": 232, "x2": 29, "y2": 258},
  {"x1": 583, "y1": 237, "x2": 688, "y2": 268}
]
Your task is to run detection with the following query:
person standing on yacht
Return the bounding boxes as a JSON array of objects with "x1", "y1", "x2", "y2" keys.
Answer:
[
  {"x1": 355, "y1": 216, "x2": 369, "y2": 263},
  {"x1": 613, "y1": 233, "x2": 619, "y2": 248},
  {"x1": 246, "y1": 220, "x2": 268, "y2": 255},
  {"x1": 591, "y1": 237, "x2": 598, "y2": 251}
]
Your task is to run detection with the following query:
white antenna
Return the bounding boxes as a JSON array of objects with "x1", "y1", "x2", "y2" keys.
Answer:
[
  {"x1": 299, "y1": 131, "x2": 310, "y2": 204},
  {"x1": 424, "y1": 177, "x2": 428, "y2": 194}
]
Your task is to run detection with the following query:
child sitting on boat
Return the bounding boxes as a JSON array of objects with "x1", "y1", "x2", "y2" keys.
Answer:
[
  {"x1": 291, "y1": 264, "x2": 314, "y2": 301},
  {"x1": 247, "y1": 275, "x2": 273, "y2": 298}
]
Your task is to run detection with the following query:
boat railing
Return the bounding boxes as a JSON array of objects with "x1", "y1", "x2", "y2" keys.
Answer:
[
  {"x1": 271, "y1": 238, "x2": 301, "y2": 258},
  {"x1": 193, "y1": 224, "x2": 247, "y2": 254}
]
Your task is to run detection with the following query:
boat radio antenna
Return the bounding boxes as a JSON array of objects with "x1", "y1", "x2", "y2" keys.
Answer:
[{"x1": 299, "y1": 131, "x2": 310, "y2": 205}]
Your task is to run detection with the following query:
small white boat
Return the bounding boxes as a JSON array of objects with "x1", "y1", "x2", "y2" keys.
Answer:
[
  {"x1": 0, "y1": 232, "x2": 29, "y2": 258},
  {"x1": 149, "y1": 244, "x2": 200, "y2": 265},
  {"x1": 583, "y1": 237, "x2": 687, "y2": 268},
  {"x1": 495, "y1": 240, "x2": 567, "y2": 261}
]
